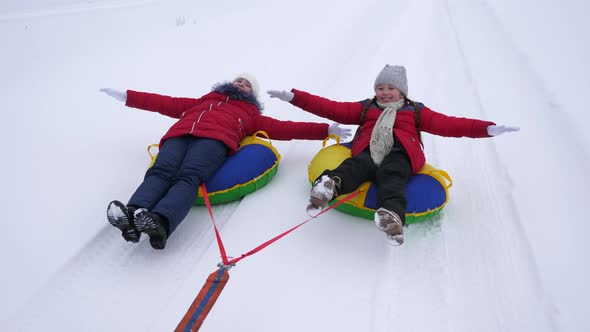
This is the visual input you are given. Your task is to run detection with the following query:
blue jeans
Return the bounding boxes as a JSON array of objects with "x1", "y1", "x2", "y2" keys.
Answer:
[{"x1": 128, "y1": 136, "x2": 227, "y2": 234}]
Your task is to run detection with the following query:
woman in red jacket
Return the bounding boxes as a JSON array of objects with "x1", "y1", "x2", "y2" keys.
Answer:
[
  {"x1": 101, "y1": 73, "x2": 350, "y2": 250},
  {"x1": 268, "y1": 65, "x2": 519, "y2": 246}
]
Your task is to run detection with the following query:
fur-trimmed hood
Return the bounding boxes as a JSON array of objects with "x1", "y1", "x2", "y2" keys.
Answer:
[{"x1": 212, "y1": 82, "x2": 264, "y2": 112}]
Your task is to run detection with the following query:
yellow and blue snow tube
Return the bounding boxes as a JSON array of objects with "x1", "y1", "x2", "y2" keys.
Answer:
[
  {"x1": 308, "y1": 136, "x2": 452, "y2": 224},
  {"x1": 148, "y1": 131, "x2": 281, "y2": 205}
]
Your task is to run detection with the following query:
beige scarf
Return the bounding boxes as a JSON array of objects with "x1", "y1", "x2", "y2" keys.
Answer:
[{"x1": 369, "y1": 99, "x2": 405, "y2": 166}]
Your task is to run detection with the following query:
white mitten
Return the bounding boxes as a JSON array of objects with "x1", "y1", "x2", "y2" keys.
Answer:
[
  {"x1": 328, "y1": 123, "x2": 352, "y2": 140},
  {"x1": 487, "y1": 125, "x2": 520, "y2": 136},
  {"x1": 267, "y1": 90, "x2": 294, "y2": 102},
  {"x1": 100, "y1": 88, "x2": 127, "y2": 103}
]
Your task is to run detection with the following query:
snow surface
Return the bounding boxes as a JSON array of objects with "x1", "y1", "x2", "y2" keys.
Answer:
[{"x1": 1, "y1": 0, "x2": 589, "y2": 331}]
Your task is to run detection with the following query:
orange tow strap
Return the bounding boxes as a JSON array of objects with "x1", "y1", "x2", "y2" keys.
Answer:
[{"x1": 175, "y1": 267, "x2": 230, "y2": 332}]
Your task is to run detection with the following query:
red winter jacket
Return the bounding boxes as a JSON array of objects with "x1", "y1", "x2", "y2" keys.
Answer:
[
  {"x1": 126, "y1": 90, "x2": 329, "y2": 152},
  {"x1": 290, "y1": 89, "x2": 495, "y2": 174}
]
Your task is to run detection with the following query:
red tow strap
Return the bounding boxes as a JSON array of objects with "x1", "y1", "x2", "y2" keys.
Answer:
[
  {"x1": 200, "y1": 184, "x2": 231, "y2": 266},
  {"x1": 175, "y1": 183, "x2": 360, "y2": 331},
  {"x1": 201, "y1": 183, "x2": 360, "y2": 266}
]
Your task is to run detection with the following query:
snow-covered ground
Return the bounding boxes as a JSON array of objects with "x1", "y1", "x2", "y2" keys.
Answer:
[{"x1": 1, "y1": 0, "x2": 588, "y2": 331}]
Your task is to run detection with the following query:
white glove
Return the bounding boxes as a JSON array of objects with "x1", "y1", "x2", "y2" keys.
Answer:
[
  {"x1": 267, "y1": 90, "x2": 294, "y2": 102},
  {"x1": 487, "y1": 125, "x2": 520, "y2": 136},
  {"x1": 100, "y1": 88, "x2": 127, "y2": 103},
  {"x1": 328, "y1": 123, "x2": 352, "y2": 140}
]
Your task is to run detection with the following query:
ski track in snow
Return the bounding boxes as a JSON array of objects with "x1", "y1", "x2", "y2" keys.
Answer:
[
  {"x1": 440, "y1": 0, "x2": 557, "y2": 330},
  {"x1": 369, "y1": 217, "x2": 450, "y2": 332},
  {"x1": 0, "y1": 0, "x2": 159, "y2": 21},
  {"x1": 368, "y1": 0, "x2": 558, "y2": 331},
  {"x1": 5, "y1": 202, "x2": 239, "y2": 331},
  {"x1": 367, "y1": 2, "x2": 453, "y2": 331}
]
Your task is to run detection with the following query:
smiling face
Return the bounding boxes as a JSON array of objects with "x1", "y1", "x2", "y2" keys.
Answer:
[
  {"x1": 374, "y1": 83, "x2": 403, "y2": 103},
  {"x1": 232, "y1": 77, "x2": 253, "y2": 95}
]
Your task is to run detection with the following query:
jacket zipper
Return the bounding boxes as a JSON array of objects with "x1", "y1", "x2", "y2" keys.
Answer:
[{"x1": 191, "y1": 103, "x2": 213, "y2": 134}]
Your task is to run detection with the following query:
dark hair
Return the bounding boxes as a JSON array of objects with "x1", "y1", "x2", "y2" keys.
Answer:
[{"x1": 359, "y1": 96, "x2": 376, "y2": 125}]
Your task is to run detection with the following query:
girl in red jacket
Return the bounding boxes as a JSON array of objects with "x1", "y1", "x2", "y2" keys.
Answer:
[
  {"x1": 101, "y1": 74, "x2": 350, "y2": 249},
  {"x1": 268, "y1": 65, "x2": 519, "y2": 246}
]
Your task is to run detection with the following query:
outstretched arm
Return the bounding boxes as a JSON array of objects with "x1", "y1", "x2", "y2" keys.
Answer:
[
  {"x1": 420, "y1": 107, "x2": 492, "y2": 138},
  {"x1": 254, "y1": 116, "x2": 351, "y2": 141},
  {"x1": 100, "y1": 88, "x2": 202, "y2": 119},
  {"x1": 267, "y1": 89, "x2": 362, "y2": 125},
  {"x1": 420, "y1": 107, "x2": 520, "y2": 138}
]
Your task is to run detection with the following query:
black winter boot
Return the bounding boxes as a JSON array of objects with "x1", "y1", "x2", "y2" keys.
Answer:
[
  {"x1": 133, "y1": 209, "x2": 169, "y2": 250},
  {"x1": 107, "y1": 200, "x2": 141, "y2": 243}
]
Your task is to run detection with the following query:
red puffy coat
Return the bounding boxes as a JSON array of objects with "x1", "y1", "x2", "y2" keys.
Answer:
[
  {"x1": 290, "y1": 89, "x2": 495, "y2": 174},
  {"x1": 126, "y1": 90, "x2": 329, "y2": 152}
]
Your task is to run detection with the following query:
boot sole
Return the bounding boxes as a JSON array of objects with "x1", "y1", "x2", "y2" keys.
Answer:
[
  {"x1": 375, "y1": 210, "x2": 404, "y2": 246},
  {"x1": 306, "y1": 203, "x2": 323, "y2": 217},
  {"x1": 379, "y1": 223, "x2": 404, "y2": 245},
  {"x1": 134, "y1": 212, "x2": 167, "y2": 250},
  {"x1": 107, "y1": 201, "x2": 140, "y2": 243},
  {"x1": 309, "y1": 195, "x2": 329, "y2": 209},
  {"x1": 387, "y1": 234, "x2": 405, "y2": 246}
]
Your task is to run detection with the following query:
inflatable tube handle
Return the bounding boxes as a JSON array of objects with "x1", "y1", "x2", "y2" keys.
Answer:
[
  {"x1": 147, "y1": 144, "x2": 159, "y2": 160},
  {"x1": 428, "y1": 169, "x2": 453, "y2": 189},
  {"x1": 252, "y1": 130, "x2": 272, "y2": 144},
  {"x1": 321, "y1": 134, "x2": 341, "y2": 148},
  {"x1": 241, "y1": 131, "x2": 274, "y2": 148}
]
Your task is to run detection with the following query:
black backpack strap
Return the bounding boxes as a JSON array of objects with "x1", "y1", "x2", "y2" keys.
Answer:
[{"x1": 406, "y1": 97, "x2": 423, "y2": 147}]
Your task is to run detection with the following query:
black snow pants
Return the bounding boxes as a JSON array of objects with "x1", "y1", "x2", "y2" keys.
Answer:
[{"x1": 319, "y1": 144, "x2": 412, "y2": 224}]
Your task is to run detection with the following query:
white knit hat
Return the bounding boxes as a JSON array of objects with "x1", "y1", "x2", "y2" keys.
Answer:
[
  {"x1": 234, "y1": 73, "x2": 260, "y2": 96},
  {"x1": 374, "y1": 65, "x2": 408, "y2": 96}
]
